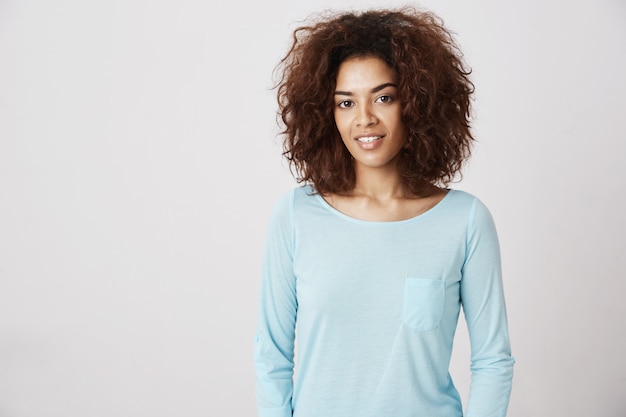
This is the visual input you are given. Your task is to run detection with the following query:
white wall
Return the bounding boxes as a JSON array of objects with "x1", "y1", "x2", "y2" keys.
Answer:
[{"x1": 1, "y1": 0, "x2": 624, "y2": 416}]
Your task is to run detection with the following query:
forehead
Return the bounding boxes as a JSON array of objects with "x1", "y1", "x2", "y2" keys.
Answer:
[{"x1": 335, "y1": 56, "x2": 398, "y2": 90}]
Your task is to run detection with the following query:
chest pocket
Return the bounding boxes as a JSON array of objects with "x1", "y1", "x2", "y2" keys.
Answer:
[{"x1": 402, "y1": 278, "x2": 445, "y2": 331}]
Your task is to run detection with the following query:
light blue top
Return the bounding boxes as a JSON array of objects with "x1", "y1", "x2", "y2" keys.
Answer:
[{"x1": 255, "y1": 185, "x2": 514, "y2": 417}]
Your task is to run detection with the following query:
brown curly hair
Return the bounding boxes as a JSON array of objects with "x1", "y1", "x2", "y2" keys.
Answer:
[{"x1": 275, "y1": 6, "x2": 475, "y2": 195}]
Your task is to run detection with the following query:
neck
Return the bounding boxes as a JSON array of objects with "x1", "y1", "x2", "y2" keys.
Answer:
[{"x1": 352, "y1": 164, "x2": 407, "y2": 199}]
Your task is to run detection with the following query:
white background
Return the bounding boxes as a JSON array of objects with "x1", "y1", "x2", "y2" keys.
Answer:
[{"x1": 1, "y1": 0, "x2": 625, "y2": 416}]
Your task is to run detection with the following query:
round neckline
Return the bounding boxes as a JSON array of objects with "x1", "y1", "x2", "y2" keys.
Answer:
[{"x1": 313, "y1": 187, "x2": 454, "y2": 225}]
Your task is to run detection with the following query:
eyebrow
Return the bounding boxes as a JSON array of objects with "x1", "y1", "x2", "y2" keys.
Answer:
[{"x1": 334, "y1": 82, "x2": 398, "y2": 96}]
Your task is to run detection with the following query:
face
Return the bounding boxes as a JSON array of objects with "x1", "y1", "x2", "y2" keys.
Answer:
[{"x1": 333, "y1": 56, "x2": 406, "y2": 173}]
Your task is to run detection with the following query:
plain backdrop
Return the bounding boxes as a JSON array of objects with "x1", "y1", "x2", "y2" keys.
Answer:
[{"x1": 1, "y1": 0, "x2": 625, "y2": 416}]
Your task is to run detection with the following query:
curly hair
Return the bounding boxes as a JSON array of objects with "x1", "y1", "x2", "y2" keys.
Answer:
[{"x1": 275, "y1": 6, "x2": 475, "y2": 195}]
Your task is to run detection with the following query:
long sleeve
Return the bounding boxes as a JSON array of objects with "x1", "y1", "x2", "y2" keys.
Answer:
[
  {"x1": 461, "y1": 198, "x2": 515, "y2": 417},
  {"x1": 254, "y1": 191, "x2": 297, "y2": 417},
  {"x1": 254, "y1": 187, "x2": 513, "y2": 417}
]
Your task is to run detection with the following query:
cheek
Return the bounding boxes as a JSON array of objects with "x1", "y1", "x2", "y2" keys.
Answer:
[{"x1": 334, "y1": 114, "x2": 351, "y2": 139}]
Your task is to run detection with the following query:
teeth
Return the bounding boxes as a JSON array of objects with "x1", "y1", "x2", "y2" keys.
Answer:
[{"x1": 356, "y1": 136, "x2": 381, "y2": 143}]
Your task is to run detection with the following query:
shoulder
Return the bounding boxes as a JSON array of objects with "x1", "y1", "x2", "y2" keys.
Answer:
[
  {"x1": 439, "y1": 189, "x2": 481, "y2": 214},
  {"x1": 291, "y1": 184, "x2": 317, "y2": 202},
  {"x1": 446, "y1": 189, "x2": 491, "y2": 212},
  {"x1": 443, "y1": 189, "x2": 497, "y2": 229},
  {"x1": 264, "y1": 185, "x2": 322, "y2": 246},
  {"x1": 268, "y1": 185, "x2": 317, "y2": 222},
  {"x1": 445, "y1": 188, "x2": 477, "y2": 205},
  {"x1": 444, "y1": 191, "x2": 500, "y2": 251}
]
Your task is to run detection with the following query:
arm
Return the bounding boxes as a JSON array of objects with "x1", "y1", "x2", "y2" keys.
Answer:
[
  {"x1": 254, "y1": 191, "x2": 297, "y2": 417},
  {"x1": 461, "y1": 198, "x2": 515, "y2": 417}
]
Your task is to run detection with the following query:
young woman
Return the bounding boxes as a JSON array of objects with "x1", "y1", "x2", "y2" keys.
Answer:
[{"x1": 255, "y1": 7, "x2": 514, "y2": 417}]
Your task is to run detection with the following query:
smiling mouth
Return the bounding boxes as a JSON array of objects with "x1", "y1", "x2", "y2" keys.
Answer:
[{"x1": 355, "y1": 135, "x2": 383, "y2": 143}]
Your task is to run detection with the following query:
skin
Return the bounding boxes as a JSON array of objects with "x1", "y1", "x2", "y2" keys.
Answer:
[{"x1": 326, "y1": 56, "x2": 447, "y2": 222}]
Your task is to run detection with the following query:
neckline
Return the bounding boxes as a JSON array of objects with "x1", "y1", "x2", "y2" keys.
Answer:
[{"x1": 312, "y1": 187, "x2": 454, "y2": 225}]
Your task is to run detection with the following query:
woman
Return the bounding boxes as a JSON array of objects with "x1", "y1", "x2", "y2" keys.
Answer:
[{"x1": 255, "y1": 7, "x2": 514, "y2": 417}]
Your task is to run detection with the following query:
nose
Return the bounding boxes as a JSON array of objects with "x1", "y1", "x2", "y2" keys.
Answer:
[{"x1": 356, "y1": 103, "x2": 377, "y2": 127}]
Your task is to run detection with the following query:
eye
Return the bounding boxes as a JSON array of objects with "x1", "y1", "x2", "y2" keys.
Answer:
[
  {"x1": 337, "y1": 100, "x2": 354, "y2": 109},
  {"x1": 375, "y1": 95, "x2": 394, "y2": 104}
]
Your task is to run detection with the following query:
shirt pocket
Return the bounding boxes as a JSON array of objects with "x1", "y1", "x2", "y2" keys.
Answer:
[{"x1": 402, "y1": 278, "x2": 445, "y2": 331}]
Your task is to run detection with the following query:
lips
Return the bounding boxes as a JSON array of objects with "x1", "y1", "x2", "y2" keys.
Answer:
[
  {"x1": 355, "y1": 135, "x2": 383, "y2": 143},
  {"x1": 353, "y1": 134, "x2": 385, "y2": 151}
]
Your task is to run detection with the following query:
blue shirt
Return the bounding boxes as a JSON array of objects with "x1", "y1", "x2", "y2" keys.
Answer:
[{"x1": 255, "y1": 186, "x2": 514, "y2": 417}]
